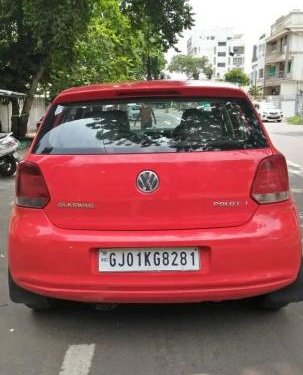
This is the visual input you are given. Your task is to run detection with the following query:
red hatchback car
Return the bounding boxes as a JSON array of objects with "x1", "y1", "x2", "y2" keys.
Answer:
[{"x1": 8, "y1": 81, "x2": 303, "y2": 310}]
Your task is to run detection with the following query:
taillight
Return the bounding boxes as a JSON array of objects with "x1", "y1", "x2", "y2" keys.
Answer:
[
  {"x1": 251, "y1": 154, "x2": 289, "y2": 204},
  {"x1": 16, "y1": 162, "x2": 50, "y2": 208}
]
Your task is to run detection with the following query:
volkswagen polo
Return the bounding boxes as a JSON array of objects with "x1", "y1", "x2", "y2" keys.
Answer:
[{"x1": 8, "y1": 81, "x2": 303, "y2": 311}]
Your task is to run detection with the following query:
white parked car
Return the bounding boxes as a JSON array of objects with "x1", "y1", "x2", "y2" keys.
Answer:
[
  {"x1": 127, "y1": 103, "x2": 140, "y2": 121},
  {"x1": 254, "y1": 102, "x2": 283, "y2": 122}
]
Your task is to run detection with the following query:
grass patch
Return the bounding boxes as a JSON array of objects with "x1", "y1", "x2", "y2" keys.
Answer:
[{"x1": 287, "y1": 115, "x2": 303, "y2": 125}]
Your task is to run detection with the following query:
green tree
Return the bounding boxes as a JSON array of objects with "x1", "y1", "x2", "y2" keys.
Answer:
[
  {"x1": 120, "y1": 0, "x2": 195, "y2": 79},
  {"x1": 203, "y1": 64, "x2": 214, "y2": 80},
  {"x1": 248, "y1": 85, "x2": 263, "y2": 99},
  {"x1": 0, "y1": 0, "x2": 194, "y2": 136},
  {"x1": 0, "y1": 0, "x2": 93, "y2": 137},
  {"x1": 224, "y1": 68, "x2": 250, "y2": 86},
  {"x1": 168, "y1": 55, "x2": 213, "y2": 80},
  {"x1": 49, "y1": 0, "x2": 144, "y2": 97}
]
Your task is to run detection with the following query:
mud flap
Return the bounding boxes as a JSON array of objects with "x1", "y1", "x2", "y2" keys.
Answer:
[
  {"x1": 8, "y1": 270, "x2": 49, "y2": 304},
  {"x1": 266, "y1": 261, "x2": 303, "y2": 304}
]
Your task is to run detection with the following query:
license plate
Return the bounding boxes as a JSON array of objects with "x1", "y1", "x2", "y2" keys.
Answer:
[{"x1": 98, "y1": 248, "x2": 200, "y2": 272}]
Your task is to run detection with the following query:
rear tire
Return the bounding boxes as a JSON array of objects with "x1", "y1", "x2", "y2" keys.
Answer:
[
  {"x1": 256, "y1": 295, "x2": 289, "y2": 311},
  {"x1": 8, "y1": 270, "x2": 57, "y2": 311},
  {"x1": 25, "y1": 299, "x2": 57, "y2": 311},
  {"x1": 0, "y1": 155, "x2": 17, "y2": 177}
]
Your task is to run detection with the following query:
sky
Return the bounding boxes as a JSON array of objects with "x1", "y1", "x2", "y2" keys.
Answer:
[{"x1": 166, "y1": 0, "x2": 303, "y2": 74}]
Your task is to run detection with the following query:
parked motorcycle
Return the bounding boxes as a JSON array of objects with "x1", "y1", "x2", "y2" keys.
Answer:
[{"x1": 0, "y1": 133, "x2": 20, "y2": 177}]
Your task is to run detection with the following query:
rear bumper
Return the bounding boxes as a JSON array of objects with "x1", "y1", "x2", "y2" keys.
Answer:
[
  {"x1": 265, "y1": 261, "x2": 303, "y2": 304},
  {"x1": 8, "y1": 202, "x2": 302, "y2": 303}
]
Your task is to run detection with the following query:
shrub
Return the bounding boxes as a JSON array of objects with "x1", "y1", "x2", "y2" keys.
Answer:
[{"x1": 287, "y1": 115, "x2": 303, "y2": 125}]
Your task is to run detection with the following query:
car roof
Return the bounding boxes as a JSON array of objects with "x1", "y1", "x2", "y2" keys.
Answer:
[{"x1": 53, "y1": 80, "x2": 248, "y2": 104}]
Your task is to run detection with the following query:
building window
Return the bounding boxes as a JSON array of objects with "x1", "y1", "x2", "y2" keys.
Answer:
[
  {"x1": 214, "y1": 46, "x2": 217, "y2": 54},
  {"x1": 217, "y1": 63, "x2": 226, "y2": 67},
  {"x1": 279, "y1": 38, "x2": 283, "y2": 53},
  {"x1": 259, "y1": 68, "x2": 264, "y2": 78},
  {"x1": 218, "y1": 52, "x2": 226, "y2": 57},
  {"x1": 233, "y1": 57, "x2": 243, "y2": 66},
  {"x1": 218, "y1": 42, "x2": 226, "y2": 46},
  {"x1": 288, "y1": 60, "x2": 292, "y2": 73},
  {"x1": 233, "y1": 46, "x2": 244, "y2": 54},
  {"x1": 228, "y1": 57, "x2": 231, "y2": 65},
  {"x1": 269, "y1": 65, "x2": 276, "y2": 78},
  {"x1": 269, "y1": 41, "x2": 277, "y2": 53},
  {"x1": 278, "y1": 62, "x2": 284, "y2": 78},
  {"x1": 213, "y1": 57, "x2": 216, "y2": 65},
  {"x1": 210, "y1": 36, "x2": 215, "y2": 40}
]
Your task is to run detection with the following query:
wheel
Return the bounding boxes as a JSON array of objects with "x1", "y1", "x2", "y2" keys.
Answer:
[
  {"x1": 8, "y1": 270, "x2": 57, "y2": 311},
  {"x1": 25, "y1": 299, "x2": 57, "y2": 311},
  {"x1": 256, "y1": 295, "x2": 289, "y2": 311},
  {"x1": 0, "y1": 155, "x2": 17, "y2": 177}
]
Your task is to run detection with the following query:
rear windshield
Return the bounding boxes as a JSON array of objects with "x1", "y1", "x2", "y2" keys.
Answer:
[{"x1": 33, "y1": 98, "x2": 267, "y2": 154}]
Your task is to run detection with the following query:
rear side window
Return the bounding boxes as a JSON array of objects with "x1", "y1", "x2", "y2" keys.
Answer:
[{"x1": 33, "y1": 98, "x2": 267, "y2": 154}]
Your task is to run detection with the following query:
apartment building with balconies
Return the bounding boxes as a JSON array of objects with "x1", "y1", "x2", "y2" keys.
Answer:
[
  {"x1": 264, "y1": 10, "x2": 303, "y2": 116},
  {"x1": 187, "y1": 27, "x2": 246, "y2": 80}
]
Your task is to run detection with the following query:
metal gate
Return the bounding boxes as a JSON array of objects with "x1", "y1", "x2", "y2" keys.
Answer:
[{"x1": 296, "y1": 92, "x2": 303, "y2": 116}]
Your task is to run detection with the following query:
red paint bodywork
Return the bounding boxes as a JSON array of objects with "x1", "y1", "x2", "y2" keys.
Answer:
[{"x1": 8, "y1": 81, "x2": 302, "y2": 303}]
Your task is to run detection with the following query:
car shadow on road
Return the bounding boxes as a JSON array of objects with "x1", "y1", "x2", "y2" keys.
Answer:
[{"x1": 27, "y1": 300, "x2": 303, "y2": 375}]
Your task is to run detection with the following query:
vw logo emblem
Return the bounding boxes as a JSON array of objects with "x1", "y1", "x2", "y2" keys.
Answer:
[{"x1": 137, "y1": 170, "x2": 159, "y2": 193}]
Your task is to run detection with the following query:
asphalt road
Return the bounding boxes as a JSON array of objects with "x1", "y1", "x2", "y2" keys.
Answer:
[{"x1": 0, "y1": 123, "x2": 303, "y2": 375}]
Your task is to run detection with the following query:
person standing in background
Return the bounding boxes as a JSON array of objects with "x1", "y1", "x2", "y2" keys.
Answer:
[{"x1": 140, "y1": 103, "x2": 156, "y2": 129}]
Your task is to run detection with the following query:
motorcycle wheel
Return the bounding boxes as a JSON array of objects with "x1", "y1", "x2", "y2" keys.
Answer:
[{"x1": 0, "y1": 155, "x2": 17, "y2": 177}]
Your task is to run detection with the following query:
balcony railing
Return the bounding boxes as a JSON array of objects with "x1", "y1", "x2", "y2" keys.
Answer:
[
  {"x1": 265, "y1": 72, "x2": 292, "y2": 82},
  {"x1": 266, "y1": 71, "x2": 284, "y2": 79},
  {"x1": 265, "y1": 50, "x2": 286, "y2": 64}
]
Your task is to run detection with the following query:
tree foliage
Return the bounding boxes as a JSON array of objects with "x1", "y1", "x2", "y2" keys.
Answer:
[
  {"x1": 0, "y1": 0, "x2": 93, "y2": 136},
  {"x1": 120, "y1": 0, "x2": 194, "y2": 79},
  {"x1": 224, "y1": 68, "x2": 250, "y2": 86},
  {"x1": 248, "y1": 85, "x2": 263, "y2": 98},
  {"x1": 203, "y1": 65, "x2": 214, "y2": 80},
  {"x1": 49, "y1": 0, "x2": 144, "y2": 96},
  {"x1": 168, "y1": 55, "x2": 213, "y2": 80},
  {"x1": 120, "y1": 0, "x2": 194, "y2": 51},
  {"x1": 0, "y1": 0, "x2": 195, "y2": 135}
]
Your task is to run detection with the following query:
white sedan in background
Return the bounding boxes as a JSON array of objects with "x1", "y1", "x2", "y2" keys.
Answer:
[{"x1": 254, "y1": 102, "x2": 283, "y2": 122}]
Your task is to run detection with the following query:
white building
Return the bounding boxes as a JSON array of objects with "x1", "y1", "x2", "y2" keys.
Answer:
[
  {"x1": 264, "y1": 10, "x2": 303, "y2": 116},
  {"x1": 0, "y1": 89, "x2": 47, "y2": 134},
  {"x1": 251, "y1": 34, "x2": 266, "y2": 88},
  {"x1": 187, "y1": 27, "x2": 246, "y2": 80}
]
